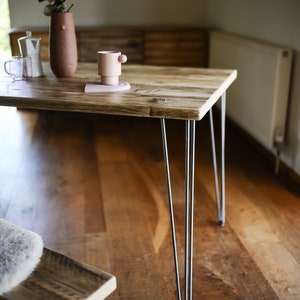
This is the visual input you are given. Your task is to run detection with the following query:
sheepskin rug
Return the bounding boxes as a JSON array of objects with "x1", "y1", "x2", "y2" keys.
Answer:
[{"x1": 0, "y1": 218, "x2": 43, "y2": 295}]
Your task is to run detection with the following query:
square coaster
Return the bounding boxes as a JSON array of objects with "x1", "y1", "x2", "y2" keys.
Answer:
[{"x1": 85, "y1": 81, "x2": 130, "y2": 93}]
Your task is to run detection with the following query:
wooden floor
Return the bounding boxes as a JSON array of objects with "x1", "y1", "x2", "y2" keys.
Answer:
[{"x1": 0, "y1": 107, "x2": 299, "y2": 299}]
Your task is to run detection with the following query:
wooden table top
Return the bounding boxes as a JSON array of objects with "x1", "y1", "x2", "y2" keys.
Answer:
[{"x1": 0, "y1": 63, "x2": 237, "y2": 120}]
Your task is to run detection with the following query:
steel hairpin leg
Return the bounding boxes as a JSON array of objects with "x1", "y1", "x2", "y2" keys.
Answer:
[
  {"x1": 160, "y1": 92, "x2": 226, "y2": 299},
  {"x1": 184, "y1": 120, "x2": 196, "y2": 300},
  {"x1": 161, "y1": 119, "x2": 196, "y2": 300},
  {"x1": 161, "y1": 119, "x2": 182, "y2": 300},
  {"x1": 209, "y1": 92, "x2": 226, "y2": 226}
]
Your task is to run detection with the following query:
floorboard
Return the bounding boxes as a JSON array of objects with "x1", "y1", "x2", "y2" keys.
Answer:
[{"x1": 0, "y1": 107, "x2": 299, "y2": 299}]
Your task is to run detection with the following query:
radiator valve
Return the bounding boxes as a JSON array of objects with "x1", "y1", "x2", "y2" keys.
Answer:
[{"x1": 274, "y1": 128, "x2": 284, "y2": 175}]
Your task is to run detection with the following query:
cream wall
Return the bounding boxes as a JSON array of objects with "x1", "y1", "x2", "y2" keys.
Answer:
[
  {"x1": 8, "y1": 0, "x2": 208, "y2": 27},
  {"x1": 8, "y1": 0, "x2": 300, "y2": 175}
]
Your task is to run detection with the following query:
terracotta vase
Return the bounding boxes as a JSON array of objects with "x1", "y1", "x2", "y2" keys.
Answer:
[{"x1": 49, "y1": 12, "x2": 77, "y2": 77}]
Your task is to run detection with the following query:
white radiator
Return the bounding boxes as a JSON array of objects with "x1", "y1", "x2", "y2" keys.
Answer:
[{"x1": 209, "y1": 30, "x2": 293, "y2": 149}]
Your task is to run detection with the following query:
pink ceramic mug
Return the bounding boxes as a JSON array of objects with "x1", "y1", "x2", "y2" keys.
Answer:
[{"x1": 97, "y1": 51, "x2": 127, "y2": 85}]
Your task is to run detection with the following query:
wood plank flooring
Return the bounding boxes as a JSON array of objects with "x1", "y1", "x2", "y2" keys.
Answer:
[{"x1": 0, "y1": 107, "x2": 299, "y2": 299}]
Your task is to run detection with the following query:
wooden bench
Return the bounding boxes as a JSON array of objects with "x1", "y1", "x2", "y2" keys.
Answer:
[{"x1": 9, "y1": 26, "x2": 208, "y2": 67}]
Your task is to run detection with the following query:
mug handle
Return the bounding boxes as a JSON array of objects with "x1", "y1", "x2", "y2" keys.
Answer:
[
  {"x1": 4, "y1": 60, "x2": 13, "y2": 75},
  {"x1": 118, "y1": 54, "x2": 127, "y2": 64}
]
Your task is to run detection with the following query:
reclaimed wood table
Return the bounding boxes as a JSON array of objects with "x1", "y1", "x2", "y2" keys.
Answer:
[{"x1": 0, "y1": 62, "x2": 237, "y2": 300}]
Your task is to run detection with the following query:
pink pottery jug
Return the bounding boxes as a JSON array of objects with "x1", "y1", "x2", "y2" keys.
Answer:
[{"x1": 49, "y1": 12, "x2": 77, "y2": 77}]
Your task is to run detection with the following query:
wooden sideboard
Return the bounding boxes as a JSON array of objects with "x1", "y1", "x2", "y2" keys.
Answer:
[{"x1": 9, "y1": 26, "x2": 208, "y2": 67}]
